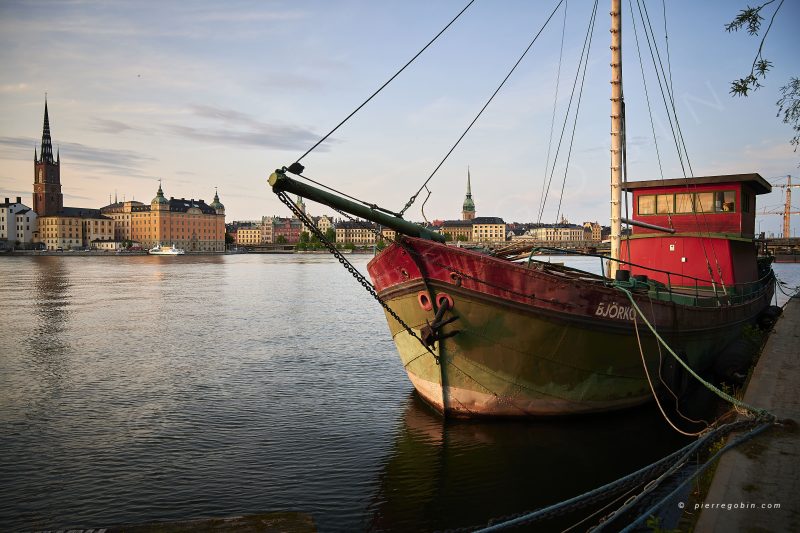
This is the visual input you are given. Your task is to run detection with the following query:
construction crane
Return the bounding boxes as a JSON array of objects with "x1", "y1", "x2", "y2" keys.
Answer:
[{"x1": 760, "y1": 175, "x2": 800, "y2": 238}]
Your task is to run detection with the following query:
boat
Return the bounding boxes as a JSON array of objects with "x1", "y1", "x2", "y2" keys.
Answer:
[
  {"x1": 148, "y1": 243, "x2": 185, "y2": 255},
  {"x1": 267, "y1": 1, "x2": 775, "y2": 417}
]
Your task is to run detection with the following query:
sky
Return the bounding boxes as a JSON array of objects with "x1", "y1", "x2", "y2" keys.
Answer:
[{"x1": 1, "y1": 0, "x2": 798, "y2": 235}]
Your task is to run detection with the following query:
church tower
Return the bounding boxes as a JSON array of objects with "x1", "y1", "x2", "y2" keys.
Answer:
[
  {"x1": 33, "y1": 99, "x2": 63, "y2": 216},
  {"x1": 462, "y1": 168, "x2": 475, "y2": 221}
]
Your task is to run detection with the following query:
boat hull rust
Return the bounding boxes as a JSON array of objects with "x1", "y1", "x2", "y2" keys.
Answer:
[{"x1": 367, "y1": 238, "x2": 774, "y2": 417}]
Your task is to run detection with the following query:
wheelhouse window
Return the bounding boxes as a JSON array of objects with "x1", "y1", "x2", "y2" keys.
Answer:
[
  {"x1": 675, "y1": 193, "x2": 693, "y2": 213},
  {"x1": 638, "y1": 195, "x2": 656, "y2": 215},
  {"x1": 656, "y1": 194, "x2": 674, "y2": 214},
  {"x1": 695, "y1": 192, "x2": 715, "y2": 213},
  {"x1": 638, "y1": 190, "x2": 738, "y2": 215},
  {"x1": 715, "y1": 191, "x2": 736, "y2": 212}
]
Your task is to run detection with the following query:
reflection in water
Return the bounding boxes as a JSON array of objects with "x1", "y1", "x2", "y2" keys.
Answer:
[
  {"x1": 1, "y1": 256, "x2": 795, "y2": 532},
  {"x1": 366, "y1": 393, "x2": 691, "y2": 532},
  {"x1": 29, "y1": 257, "x2": 72, "y2": 387}
]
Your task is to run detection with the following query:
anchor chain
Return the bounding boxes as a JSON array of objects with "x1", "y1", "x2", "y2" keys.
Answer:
[{"x1": 275, "y1": 191, "x2": 439, "y2": 362}]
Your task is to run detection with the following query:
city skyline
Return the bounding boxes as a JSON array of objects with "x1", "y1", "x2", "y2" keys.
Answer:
[{"x1": 1, "y1": 1, "x2": 798, "y2": 234}]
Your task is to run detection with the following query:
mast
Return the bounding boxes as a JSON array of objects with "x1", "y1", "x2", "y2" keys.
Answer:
[{"x1": 609, "y1": 0, "x2": 623, "y2": 277}]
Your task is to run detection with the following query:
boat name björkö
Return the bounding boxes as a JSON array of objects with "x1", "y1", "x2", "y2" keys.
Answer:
[{"x1": 595, "y1": 302, "x2": 635, "y2": 321}]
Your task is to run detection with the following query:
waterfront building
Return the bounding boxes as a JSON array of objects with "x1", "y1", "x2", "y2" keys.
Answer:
[
  {"x1": 101, "y1": 199, "x2": 147, "y2": 241},
  {"x1": 381, "y1": 227, "x2": 396, "y2": 242},
  {"x1": 526, "y1": 223, "x2": 587, "y2": 242},
  {"x1": 31, "y1": 100, "x2": 115, "y2": 250},
  {"x1": 441, "y1": 219, "x2": 473, "y2": 241},
  {"x1": 0, "y1": 197, "x2": 38, "y2": 249},
  {"x1": 583, "y1": 221, "x2": 602, "y2": 242},
  {"x1": 236, "y1": 226, "x2": 261, "y2": 246},
  {"x1": 101, "y1": 185, "x2": 225, "y2": 252},
  {"x1": 315, "y1": 215, "x2": 334, "y2": 236},
  {"x1": 272, "y1": 216, "x2": 303, "y2": 243},
  {"x1": 471, "y1": 217, "x2": 507, "y2": 243},
  {"x1": 462, "y1": 169, "x2": 476, "y2": 221},
  {"x1": 336, "y1": 220, "x2": 379, "y2": 245},
  {"x1": 439, "y1": 217, "x2": 507, "y2": 243},
  {"x1": 38, "y1": 208, "x2": 114, "y2": 250},
  {"x1": 261, "y1": 216, "x2": 274, "y2": 243}
]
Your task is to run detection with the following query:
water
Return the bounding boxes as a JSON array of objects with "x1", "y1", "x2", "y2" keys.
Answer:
[{"x1": 1, "y1": 254, "x2": 797, "y2": 532}]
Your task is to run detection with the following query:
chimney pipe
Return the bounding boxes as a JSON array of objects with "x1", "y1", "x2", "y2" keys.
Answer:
[{"x1": 16, "y1": 196, "x2": 21, "y2": 204}]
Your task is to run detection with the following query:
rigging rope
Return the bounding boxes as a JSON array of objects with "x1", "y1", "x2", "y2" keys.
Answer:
[
  {"x1": 634, "y1": 0, "x2": 726, "y2": 299},
  {"x1": 294, "y1": 0, "x2": 476, "y2": 165},
  {"x1": 554, "y1": 0, "x2": 598, "y2": 227},
  {"x1": 536, "y1": 0, "x2": 598, "y2": 224},
  {"x1": 628, "y1": 0, "x2": 670, "y2": 227},
  {"x1": 291, "y1": 171, "x2": 403, "y2": 217},
  {"x1": 536, "y1": 0, "x2": 568, "y2": 222},
  {"x1": 399, "y1": 0, "x2": 566, "y2": 217}
]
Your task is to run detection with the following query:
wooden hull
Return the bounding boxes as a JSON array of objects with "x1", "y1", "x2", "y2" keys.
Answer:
[{"x1": 367, "y1": 238, "x2": 774, "y2": 418}]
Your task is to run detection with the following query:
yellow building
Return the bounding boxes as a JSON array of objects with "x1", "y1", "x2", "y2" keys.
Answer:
[
  {"x1": 101, "y1": 184, "x2": 225, "y2": 252},
  {"x1": 336, "y1": 221, "x2": 378, "y2": 245},
  {"x1": 316, "y1": 215, "x2": 334, "y2": 235},
  {"x1": 38, "y1": 208, "x2": 114, "y2": 250},
  {"x1": 583, "y1": 221, "x2": 602, "y2": 242},
  {"x1": 380, "y1": 227, "x2": 396, "y2": 242},
  {"x1": 441, "y1": 220, "x2": 473, "y2": 241},
  {"x1": 236, "y1": 227, "x2": 261, "y2": 246}
]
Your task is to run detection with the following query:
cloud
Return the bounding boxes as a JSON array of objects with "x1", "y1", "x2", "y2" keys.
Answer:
[
  {"x1": 0, "y1": 136, "x2": 156, "y2": 177},
  {"x1": 164, "y1": 104, "x2": 334, "y2": 151},
  {"x1": 92, "y1": 118, "x2": 137, "y2": 134},
  {"x1": 0, "y1": 83, "x2": 29, "y2": 93},
  {"x1": 188, "y1": 9, "x2": 307, "y2": 24}
]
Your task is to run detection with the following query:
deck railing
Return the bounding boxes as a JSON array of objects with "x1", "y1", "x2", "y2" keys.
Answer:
[{"x1": 528, "y1": 246, "x2": 774, "y2": 307}]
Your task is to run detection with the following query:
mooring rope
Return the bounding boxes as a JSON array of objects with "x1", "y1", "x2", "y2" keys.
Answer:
[{"x1": 616, "y1": 285, "x2": 773, "y2": 419}]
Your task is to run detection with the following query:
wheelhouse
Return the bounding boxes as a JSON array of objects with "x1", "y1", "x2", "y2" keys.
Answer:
[{"x1": 620, "y1": 174, "x2": 771, "y2": 289}]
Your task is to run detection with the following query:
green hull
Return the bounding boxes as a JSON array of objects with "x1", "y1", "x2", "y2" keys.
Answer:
[{"x1": 368, "y1": 240, "x2": 773, "y2": 418}]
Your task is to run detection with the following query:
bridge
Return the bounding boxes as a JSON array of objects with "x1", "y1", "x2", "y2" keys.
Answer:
[{"x1": 763, "y1": 237, "x2": 800, "y2": 262}]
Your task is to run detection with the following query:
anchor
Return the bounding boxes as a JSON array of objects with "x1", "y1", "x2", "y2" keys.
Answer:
[{"x1": 420, "y1": 298, "x2": 460, "y2": 348}]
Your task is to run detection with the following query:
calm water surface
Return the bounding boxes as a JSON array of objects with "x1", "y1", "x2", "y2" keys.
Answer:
[{"x1": 1, "y1": 254, "x2": 797, "y2": 531}]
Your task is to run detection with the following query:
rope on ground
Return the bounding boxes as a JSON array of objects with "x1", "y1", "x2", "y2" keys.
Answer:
[
  {"x1": 616, "y1": 286, "x2": 774, "y2": 420},
  {"x1": 616, "y1": 420, "x2": 774, "y2": 533},
  {"x1": 591, "y1": 418, "x2": 770, "y2": 531},
  {"x1": 471, "y1": 418, "x2": 757, "y2": 532}
]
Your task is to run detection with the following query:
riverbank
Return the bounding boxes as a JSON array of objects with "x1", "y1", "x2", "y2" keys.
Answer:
[{"x1": 693, "y1": 296, "x2": 800, "y2": 531}]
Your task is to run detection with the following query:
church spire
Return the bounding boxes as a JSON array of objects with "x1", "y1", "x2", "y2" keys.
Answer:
[
  {"x1": 40, "y1": 98, "x2": 55, "y2": 164},
  {"x1": 462, "y1": 166, "x2": 475, "y2": 220}
]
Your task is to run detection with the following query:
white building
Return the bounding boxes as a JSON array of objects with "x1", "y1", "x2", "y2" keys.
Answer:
[
  {"x1": 526, "y1": 224, "x2": 586, "y2": 242},
  {"x1": 0, "y1": 197, "x2": 39, "y2": 249}
]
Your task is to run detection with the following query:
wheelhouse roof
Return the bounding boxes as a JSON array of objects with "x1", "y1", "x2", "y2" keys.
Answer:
[{"x1": 621, "y1": 173, "x2": 771, "y2": 195}]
